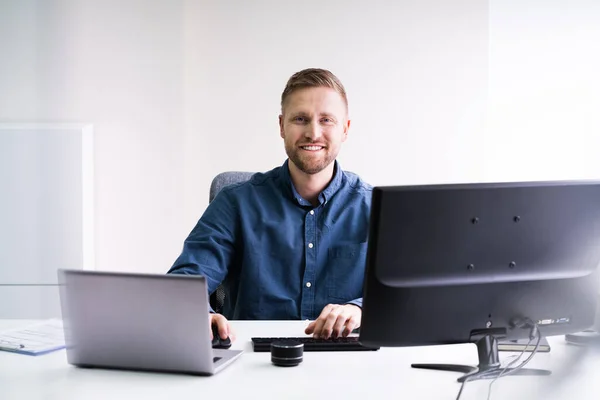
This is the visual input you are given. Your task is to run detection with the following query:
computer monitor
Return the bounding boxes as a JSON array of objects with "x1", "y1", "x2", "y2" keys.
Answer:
[{"x1": 359, "y1": 180, "x2": 600, "y2": 381}]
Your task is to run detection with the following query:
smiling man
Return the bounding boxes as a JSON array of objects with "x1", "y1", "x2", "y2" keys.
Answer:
[{"x1": 168, "y1": 68, "x2": 373, "y2": 341}]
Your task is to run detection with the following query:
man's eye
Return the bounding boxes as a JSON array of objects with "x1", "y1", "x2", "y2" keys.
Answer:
[
  {"x1": 294, "y1": 117, "x2": 306, "y2": 122},
  {"x1": 321, "y1": 118, "x2": 334, "y2": 124}
]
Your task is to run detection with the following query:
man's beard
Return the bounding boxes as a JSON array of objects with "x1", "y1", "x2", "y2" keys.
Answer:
[{"x1": 285, "y1": 142, "x2": 336, "y2": 175}]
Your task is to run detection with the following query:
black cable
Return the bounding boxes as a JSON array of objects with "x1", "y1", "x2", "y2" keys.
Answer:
[
  {"x1": 483, "y1": 322, "x2": 542, "y2": 400},
  {"x1": 455, "y1": 321, "x2": 542, "y2": 400},
  {"x1": 455, "y1": 378, "x2": 467, "y2": 400}
]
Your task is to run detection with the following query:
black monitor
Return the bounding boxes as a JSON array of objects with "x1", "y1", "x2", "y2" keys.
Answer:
[{"x1": 359, "y1": 180, "x2": 600, "y2": 381}]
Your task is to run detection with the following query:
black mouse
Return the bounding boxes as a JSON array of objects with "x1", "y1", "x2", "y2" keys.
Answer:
[{"x1": 211, "y1": 324, "x2": 232, "y2": 349}]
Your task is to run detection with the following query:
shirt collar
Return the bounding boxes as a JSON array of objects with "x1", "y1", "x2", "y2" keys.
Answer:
[{"x1": 280, "y1": 159, "x2": 344, "y2": 206}]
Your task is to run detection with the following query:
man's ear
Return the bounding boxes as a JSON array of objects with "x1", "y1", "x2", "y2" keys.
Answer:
[
  {"x1": 342, "y1": 119, "x2": 351, "y2": 142},
  {"x1": 279, "y1": 114, "x2": 284, "y2": 138}
]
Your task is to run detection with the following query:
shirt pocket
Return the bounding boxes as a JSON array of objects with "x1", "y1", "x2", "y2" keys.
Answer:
[{"x1": 327, "y1": 242, "x2": 368, "y2": 301}]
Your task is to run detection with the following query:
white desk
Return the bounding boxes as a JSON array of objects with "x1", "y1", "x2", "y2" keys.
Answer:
[{"x1": 1, "y1": 320, "x2": 599, "y2": 400}]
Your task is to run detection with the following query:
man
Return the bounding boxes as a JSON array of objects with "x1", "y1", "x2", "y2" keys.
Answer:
[{"x1": 168, "y1": 68, "x2": 372, "y2": 342}]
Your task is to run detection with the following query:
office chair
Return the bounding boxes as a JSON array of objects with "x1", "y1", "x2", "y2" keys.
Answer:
[{"x1": 208, "y1": 171, "x2": 256, "y2": 314}]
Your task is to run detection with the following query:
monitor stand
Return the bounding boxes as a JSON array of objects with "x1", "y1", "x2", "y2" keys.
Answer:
[{"x1": 411, "y1": 334, "x2": 551, "y2": 382}]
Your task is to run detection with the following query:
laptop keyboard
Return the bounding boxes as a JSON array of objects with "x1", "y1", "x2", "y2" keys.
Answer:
[{"x1": 251, "y1": 336, "x2": 379, "y2": 352}]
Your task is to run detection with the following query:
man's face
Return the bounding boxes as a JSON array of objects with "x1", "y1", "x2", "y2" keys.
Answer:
[{"x1": 279, "y1": 87, "x2": 350, "y2": 175}]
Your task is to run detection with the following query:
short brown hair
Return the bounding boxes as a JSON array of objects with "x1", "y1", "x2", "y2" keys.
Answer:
[{"x1": 280, "y1": 68, "x2": 348, "y2": 112}]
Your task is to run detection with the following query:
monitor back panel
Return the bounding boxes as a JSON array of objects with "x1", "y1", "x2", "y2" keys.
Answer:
[{"x1": 360, "y1": 181, "x2": 600, "y2": 346}]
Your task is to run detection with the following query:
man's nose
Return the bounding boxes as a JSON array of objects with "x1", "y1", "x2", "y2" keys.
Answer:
[{"x1": 305, "y1": 122, "x2": 323, "y2": 141}]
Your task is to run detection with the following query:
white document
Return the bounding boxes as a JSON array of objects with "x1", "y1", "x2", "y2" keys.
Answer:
[{"x1": 0, "y1": 319, "x2": 65, "y2": 355}]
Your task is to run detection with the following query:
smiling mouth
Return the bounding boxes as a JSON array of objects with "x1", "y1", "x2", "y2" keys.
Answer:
[{"x1": 300, "y1": 145, "x2": 325, "y2": 151}]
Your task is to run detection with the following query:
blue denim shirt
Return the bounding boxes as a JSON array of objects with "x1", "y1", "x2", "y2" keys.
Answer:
[{"x1": 168, "y1": 160, "x2": 373, "y2": 320}]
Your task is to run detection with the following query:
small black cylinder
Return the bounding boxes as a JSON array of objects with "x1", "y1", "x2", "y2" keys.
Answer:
[{"x1": 271, "y1": 341, "x2": 304, "y2": 367}]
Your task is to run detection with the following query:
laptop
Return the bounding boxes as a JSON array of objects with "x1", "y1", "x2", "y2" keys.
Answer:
[{"x1": 57, "y1": 269, "x2": 243, "y2": 375}]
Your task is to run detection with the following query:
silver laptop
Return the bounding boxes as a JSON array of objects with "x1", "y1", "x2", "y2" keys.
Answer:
[{"x1": 57, "y1": 269, "x2": 243, "y2": 375}]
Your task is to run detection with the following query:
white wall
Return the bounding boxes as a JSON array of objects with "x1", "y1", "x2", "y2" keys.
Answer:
[
  {"x1": 182, "y1": 0, "x2": 599, "y2": 222},
  {"x1": 0, "y1": 0, "x2": 186, "y2": 280},
  {"x1": 182, "y1": 0, "x2": 489, "y2": 224},
  {"x1": 1, "y1": 0, "x2": 598, "y2": 294},
  {"x1": 484, "y1": 0, "x2": 600, "y2": 182}
]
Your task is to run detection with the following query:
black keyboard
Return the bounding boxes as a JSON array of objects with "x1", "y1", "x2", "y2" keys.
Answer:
[{"x1": 251, "y1": 336, "x2": 379, "y2": 352}]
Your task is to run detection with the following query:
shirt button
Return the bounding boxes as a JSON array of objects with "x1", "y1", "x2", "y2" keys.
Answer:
[
  {"x1": 306, "y1": 282, "x2": 312, "y2": 288},
  {"x1": 310, "y1": 210, "x2": 314, "y2": 215},
  {"x1": 308, "y1": 243, "x2": 313, "y2": 249}
]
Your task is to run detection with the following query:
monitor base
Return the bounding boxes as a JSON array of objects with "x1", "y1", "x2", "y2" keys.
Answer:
[
  {"x1": 565, "y1": 329, "x2": 600, "y2": 346},
  {"x1": 411, "y1": 334, "x2": 551, "y2": 382},
  {"x1": 411, "y1": 363, "x2": 551, "y2": 382}
]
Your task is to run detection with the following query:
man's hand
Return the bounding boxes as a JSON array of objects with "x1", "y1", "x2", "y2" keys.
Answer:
[
  {"x1": 304, "y1": 304, "x2": 362, "y2": 339},
  {"x1": 209, "y1": 313, "x2": 235, "y2": 342}
]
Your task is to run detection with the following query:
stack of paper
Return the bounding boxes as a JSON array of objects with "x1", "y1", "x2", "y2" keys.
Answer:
[{"x1": 0, "y1": 319, "x2": 66, "y2": 356}]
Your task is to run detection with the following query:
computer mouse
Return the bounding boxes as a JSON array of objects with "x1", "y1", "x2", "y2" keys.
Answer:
[{"x1": 211, "y1": 324, "x2": 232, "y2": 349}]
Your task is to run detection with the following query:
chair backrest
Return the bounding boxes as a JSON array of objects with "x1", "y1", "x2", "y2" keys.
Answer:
[
  {"x1": 208, "y1": 172, "x2": 255, "y2": 314},
  {"x1": 209, "y1": 171, "x2": 256, "y2": 203}
]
